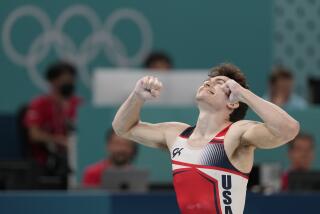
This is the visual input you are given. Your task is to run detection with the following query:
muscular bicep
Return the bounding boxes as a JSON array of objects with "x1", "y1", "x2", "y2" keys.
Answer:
[
  {"x1": 241, "y1": 121, "x2": 287, "y2": 149},
  {"x1": 122, "y1": 121, "x2": 188, "y2": 149}
]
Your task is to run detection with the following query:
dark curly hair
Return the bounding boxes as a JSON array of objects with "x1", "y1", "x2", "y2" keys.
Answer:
[
  {"x1": 143, "y1": 52, "x2": 172, "y2": 68},
  {"x1": 45, "y1": 61, "x2": 77, "y2": 82}
]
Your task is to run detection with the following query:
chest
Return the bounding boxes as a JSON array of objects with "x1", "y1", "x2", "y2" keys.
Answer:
[
  {"x1": 40, "y1": 103, "x2": 75, "y2": 132},
  {"x1": 170, "y1": 138, "x2": 228, "y2": 164},
  {"x1": 42, "y1": 102, "x2": 73, "y2": 121}
]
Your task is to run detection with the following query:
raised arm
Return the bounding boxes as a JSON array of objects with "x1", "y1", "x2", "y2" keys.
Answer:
[
  {"x1": 222, "y1": 79, "x2": 300, "y2": 149},
  {"x1": 112, "y1": 76, "x2": 188, "y2": 149}
]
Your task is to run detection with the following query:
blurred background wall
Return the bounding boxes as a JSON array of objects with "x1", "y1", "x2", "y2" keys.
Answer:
[{"x1": 0, "y1": 0, "x2": 272, "y2": 112}]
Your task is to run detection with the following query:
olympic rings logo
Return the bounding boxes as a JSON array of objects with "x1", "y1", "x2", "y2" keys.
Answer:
[{"x1": 2, "y1": 5, "x2": 153, "y2": 90}]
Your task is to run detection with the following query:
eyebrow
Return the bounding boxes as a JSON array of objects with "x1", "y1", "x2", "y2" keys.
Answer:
[
  {"x1": 205, "y1": 77, "x2": 227, "y2": 83},
  {"x1": 214, "y1": 78, "x2": 226, "y2": 83}
]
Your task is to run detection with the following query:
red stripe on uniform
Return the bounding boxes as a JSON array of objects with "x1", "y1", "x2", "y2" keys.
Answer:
[
  {"x1": 172, "y1": 160, "x2": 249, "y2": 179},
  {"x1": 215, "y1": 124, "x2": 232, "y2": 138},
  {"x1": 195, "y1": 168, "x2": 223, "y2": 213},
  {"x1": 179, "y1": 135, "x2": 189, "y2": 139},
  {"x1": 209, "y1": 139, "x2": 224, "y2": 144}
]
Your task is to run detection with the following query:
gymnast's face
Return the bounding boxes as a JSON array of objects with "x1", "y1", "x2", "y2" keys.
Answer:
[{"x1": 196, "y1": 76, "x2": 230, "y2": 110}]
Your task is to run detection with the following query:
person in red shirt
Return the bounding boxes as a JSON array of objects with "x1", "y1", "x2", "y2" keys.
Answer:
[
  {"x1": 82, "y1": 128, "x2": 137, "y2": 188},
  {"x1": 281, "y1": 133, "x2": 315, "y2": 191},
  {"x1": 24, "y1": 61, "x2": 81, "y2": 188}
]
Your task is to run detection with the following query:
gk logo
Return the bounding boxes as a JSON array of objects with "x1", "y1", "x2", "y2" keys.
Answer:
[{"x1": 172, "y1": 148, "x2": 183, "y2": 158}]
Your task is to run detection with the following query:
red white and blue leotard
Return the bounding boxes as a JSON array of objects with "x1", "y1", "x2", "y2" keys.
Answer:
[{"x1": 170, "y1": 124, "x2": 250, "y2": 214}]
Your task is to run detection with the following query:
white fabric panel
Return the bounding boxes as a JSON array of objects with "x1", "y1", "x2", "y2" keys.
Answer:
[{"x1": 92, "y1": 68, "x2": 208, "y2": 106}]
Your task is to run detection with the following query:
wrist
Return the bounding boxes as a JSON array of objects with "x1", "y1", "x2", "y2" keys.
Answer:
[
  {"x1": 132, "y1": 91, "x2": 146, "y2": 103},
  {"x1": 238, "y1": 87, "x2": 250, "y2": 103}
]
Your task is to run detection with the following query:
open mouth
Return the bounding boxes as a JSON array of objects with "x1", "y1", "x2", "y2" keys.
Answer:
[{"x1": 199, "y1": 86, "x2": 215, "y2": 95}]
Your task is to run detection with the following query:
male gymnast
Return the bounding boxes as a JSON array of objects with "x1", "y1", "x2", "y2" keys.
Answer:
[{"x1": 112, "y1": 63, "x2": 299, "y2": 214}]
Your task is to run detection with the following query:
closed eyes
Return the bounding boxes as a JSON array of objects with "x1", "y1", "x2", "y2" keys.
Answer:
[{"x1": 203, "y1": 78, "x2": 226, "y2": 87}]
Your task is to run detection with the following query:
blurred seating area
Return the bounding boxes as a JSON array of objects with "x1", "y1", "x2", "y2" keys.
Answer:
[
  {"x1": 1, "y1": 101, "x2": 320, "y2": 192},
  {"x1": 0, "y1": 191, "x2": 320, "y2": 214}
]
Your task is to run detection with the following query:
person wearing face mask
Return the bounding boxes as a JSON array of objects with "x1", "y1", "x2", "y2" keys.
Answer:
[
  {"x1": 24, "y1": 61, "x2": 81, "y2": 189},
  {"x1": 82, "y1": 128, "x2": 138, "y2": 188}
]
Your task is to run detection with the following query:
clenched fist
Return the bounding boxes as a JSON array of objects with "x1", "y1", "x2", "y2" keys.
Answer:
[
  {"x1": 220, "y1": 79, "x2": 245, "y2": 104},
  {"x1": 134, "y1": 76, "x2": 163, "y2": 101}
]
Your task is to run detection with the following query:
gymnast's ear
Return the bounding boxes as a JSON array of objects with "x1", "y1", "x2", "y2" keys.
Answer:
[{"x1": 227, "y1": 102, "x2": 239, "y2": 110}]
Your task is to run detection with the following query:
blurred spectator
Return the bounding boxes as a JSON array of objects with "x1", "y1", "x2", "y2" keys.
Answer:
[
  {"x1": 308, "y1": 76, "x2": 320, "y2": 104},
  {"x1": 24, "y1": 61, "x2": 81, "y2": 189},
  {"x1": 82, "y1": 128, "x2": 138, "y2": 188},
  {"x1": 281, "y1": 133, "x2": 315, "y2": 191},
  {"x1": 263, "y1": 66, "x2": 307, "y2": 110},
  {"x1": 143, "y1": 51, "x2": 173, "y2": 70}
]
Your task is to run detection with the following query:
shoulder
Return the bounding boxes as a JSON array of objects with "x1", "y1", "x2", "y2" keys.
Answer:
[
  {"x1": 138, "y1": 121, "x2": 189, "y2": 134},
  {"x1": 224, "y1": 121, "x2": 257, "y2": 167},
  {"x1": 162, "y1": 122, "x2": 189, "y2": 131},
  {"x1": 83, "y1": 160, "x2": 110, "y2": 187},
  {"x1": 26, "y1": 95, "x2": 52, "y2": 119},
  {"x1": 29, "y1": 95, "x2": 51, "y2": 107},
  {"x1": 159, "y1": 122, "x2": 190, "y2": 148},
  {"x1": 84, "y1": 160, "x2": 110, "y2": 175},
  {"x1": 161, "y1": 122, "x2": 190, "y2": 137},
  {"x1": 228, "y1": 120, "x2": 261, "y2": 135},
  {"x1": 225, "y1": 120, "x2": 261, "y2": 147},
  {"x1": 69, "y1": 96, "x2": 83, "y2": 106}
]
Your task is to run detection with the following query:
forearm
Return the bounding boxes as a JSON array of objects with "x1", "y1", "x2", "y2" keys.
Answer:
[
  {"x1": 241, "y1": 89, "x2": 299, "y2": 140},
  {"x1": 112, "y1": 92, "x2": 145, "y2": 136},
  {"x1": 29, "y1": 126, "x2": 55, "y2": 144}
]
